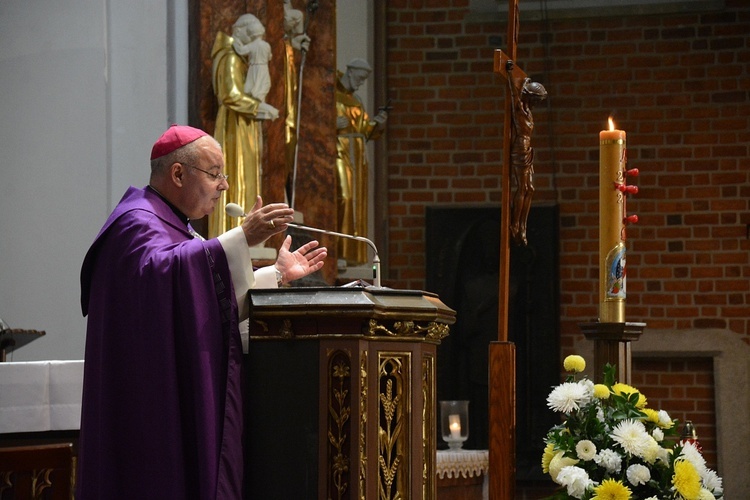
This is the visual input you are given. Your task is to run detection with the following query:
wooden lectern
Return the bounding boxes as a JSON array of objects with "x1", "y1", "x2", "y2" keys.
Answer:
[{"x1": 244, "y1": 287, "x2": 455, "y2": 499}]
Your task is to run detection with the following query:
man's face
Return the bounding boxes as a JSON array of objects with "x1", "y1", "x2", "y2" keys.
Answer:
[
  {"x1": 180, "y1": 138, "x2": 228, "y2": 219},
  {"x1": 347, "y1": 68, "x2": 370, "y2": 92}
]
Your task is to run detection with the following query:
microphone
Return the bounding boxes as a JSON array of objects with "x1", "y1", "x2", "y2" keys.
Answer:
[
  {"x1": 225, "y1": 203, "x2": 247, "y2": 218},
  {"x1": 225, "y1": 203, "x2": 381, "y2": 288}
]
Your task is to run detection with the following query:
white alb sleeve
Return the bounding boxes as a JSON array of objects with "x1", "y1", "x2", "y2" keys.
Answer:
[{"x1": 217, "y1": 227, "x2": 255, "y2": 321}]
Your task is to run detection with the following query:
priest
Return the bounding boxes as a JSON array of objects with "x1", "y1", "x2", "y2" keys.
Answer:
[{"x1": 77, "y1": 125, "x2": 327, "y2": 499}]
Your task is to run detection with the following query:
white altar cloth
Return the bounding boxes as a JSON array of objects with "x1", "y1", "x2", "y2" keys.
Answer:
[
  {"x1": 436, "y1": 449, "x2": 489, "y2": 479},
  {"x1": 437, "y1": 449, "x2": 489, "y2": 500},
  {"x1": 0, "y1": 360, "x2": 84, "y2": 434}
]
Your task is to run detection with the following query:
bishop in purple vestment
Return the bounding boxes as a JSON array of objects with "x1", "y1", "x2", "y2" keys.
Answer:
[{"x1": 77, "y1": 125, "x2": 326, "y2": 499}]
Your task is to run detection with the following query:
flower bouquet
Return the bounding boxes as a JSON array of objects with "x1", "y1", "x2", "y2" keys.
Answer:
[{"x1": 541, "y1": 355, "x2": 723, "y2": 500}]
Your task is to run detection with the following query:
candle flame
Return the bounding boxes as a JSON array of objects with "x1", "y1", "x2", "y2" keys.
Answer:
[{"x1": 608, "y1": 117, "x2": 616, "y2": 131}]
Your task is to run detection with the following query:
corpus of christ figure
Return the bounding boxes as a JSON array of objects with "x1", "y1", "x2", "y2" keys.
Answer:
[{"x1": 504, "y1": 59, "x2": 547, "y2": 246}]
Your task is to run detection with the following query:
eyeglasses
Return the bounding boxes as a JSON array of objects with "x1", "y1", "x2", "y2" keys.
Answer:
[{"x1": 183, "y1": 163, "x2": 229, "y2": 182}]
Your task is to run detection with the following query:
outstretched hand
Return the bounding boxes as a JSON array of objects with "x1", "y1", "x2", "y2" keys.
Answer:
[
  {"x1": 241, "y1": 196, "x2": 294, "y2": 247},
  {"x1": 274, "y1": 235, "x2": 327, "y2": 285}
]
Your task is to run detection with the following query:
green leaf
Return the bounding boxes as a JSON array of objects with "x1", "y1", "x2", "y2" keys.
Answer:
[{"x1": 603, "y1": 363, "x2": 616, "y2": 386}]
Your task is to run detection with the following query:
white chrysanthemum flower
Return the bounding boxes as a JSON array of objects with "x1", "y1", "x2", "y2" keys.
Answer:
[
  {"x1": 593, "y1": 448, "x2": 622, "y2": 474},
  {"x1": 679, "y1": 441, "x2": 708, "y2": 477},
  {"x1": 575, "y1": 440, "x2": 597, "y2": 461},
  {"x1": 610, "y1": 419, "x2": 651, "y2": 457},
  {"x1": 626, "y1": 463, "x2": 651, "y2": 486},
  {"x1": 651, "y1": 427, "x2": 664, "y2": 442},
  {"x1": 644, "y1": 497, "x2": 659, "y2": 500},
  {"x1": 557, "y1": 465, "x2": 593, "y2": 499},
  {"x1": 547, "y1": 382, "x2": 591, "y2": 413},
  {"x1": 641, "y1": 436, "x2": 661, "y2": 464},
  {"x1": 596, "y1": 407, "x2": 605, "y2": 422},
  {"x1": 698, "y1": 488, "x2": 716, "y2": 500},
  {"x1": 579, "y1": 378, "x2": 595, "y2": 398},
  {"x1": 657, "y1": 409, "x2": 673, "y2": 428},
  {"x1": 549, "y1": 451, "x2": 579, "y2": 483},
  {"x1": 701, "y1": 468, "x2": 723, "y2": 494},
  {"x1": 655, "y1": 445, "x2": 670, "y2": 464}
]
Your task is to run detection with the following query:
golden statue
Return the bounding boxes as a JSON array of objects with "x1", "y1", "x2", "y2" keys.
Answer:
[
  {"x1": 209, "y1": 14, "x2": 279, "y2": 238},
  {"x1": 335, "y1": 58, "x2": 387, "y2": 265}
]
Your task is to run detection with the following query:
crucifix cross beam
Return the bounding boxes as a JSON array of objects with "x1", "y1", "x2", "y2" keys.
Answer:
[{"x1": 494, "y1": 49, "x2": 526, "y2": 85}]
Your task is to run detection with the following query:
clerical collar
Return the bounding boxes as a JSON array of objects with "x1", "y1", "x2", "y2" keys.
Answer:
[{"x1": 147, "y1": 185, "x2": 189, "y2": 226}]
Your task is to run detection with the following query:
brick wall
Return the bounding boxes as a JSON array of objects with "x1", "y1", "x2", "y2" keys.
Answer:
[
  {"x1": 632, "y1": 357, "x2": 717, "y2": 469},
  {"x1": 383, "y1": 0, "x2": 748, "y2": 490},
  {"x1": 384, "y1": 2, "x2": 750, "y2": 339}
]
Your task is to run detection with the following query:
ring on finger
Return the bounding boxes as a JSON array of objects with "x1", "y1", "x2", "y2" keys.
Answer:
[{"x1": 268, "y1": 220, "x2": 275, "y2": 229}]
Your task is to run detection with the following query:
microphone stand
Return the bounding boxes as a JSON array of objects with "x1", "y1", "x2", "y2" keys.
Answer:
[
  {"x1": 225, "y1": 203, "x2": 380, "y2": 288},
  {"x1": 287, "y1": 222, "x2": 381, "y2": 288}
]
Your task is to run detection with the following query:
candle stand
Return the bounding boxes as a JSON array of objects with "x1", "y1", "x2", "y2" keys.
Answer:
[{"x1": 579, "y1": 321, "x2": 645, "y2": 385}]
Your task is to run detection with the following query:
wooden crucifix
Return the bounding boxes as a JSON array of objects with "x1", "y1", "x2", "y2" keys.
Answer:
[{"x1": 488, "y1": 1, "x2": 547, "y2": 498}]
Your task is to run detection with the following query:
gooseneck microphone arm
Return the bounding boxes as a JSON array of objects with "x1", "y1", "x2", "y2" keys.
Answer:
[
  {"x1": 225, "y1": 203, "x2": 381, "y2": 288},
  {"x1": 286, "y1": 222, "x2": 381, "y2": 288}
]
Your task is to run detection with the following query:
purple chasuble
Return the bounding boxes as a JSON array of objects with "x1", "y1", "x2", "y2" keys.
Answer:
[{"x1": 78, "y1": 186, "x2": 244, "y2": 499}]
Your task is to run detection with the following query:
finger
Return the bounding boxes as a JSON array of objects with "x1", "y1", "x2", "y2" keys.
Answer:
[
  {"x1": 280, "y1": 235, "x2": 292, "y2": 251},
  {"x1": 305, "y1": 248, "x2": 327, "y2": 264},
  {"x1": 295, "y1": 240, "x2": 320, "y2": 254},
  {"x1": 250, "y1": 195, "x2": 263, "y2": 213},
  {"x1": 262, "y1": 202, "x2": 291, "y2": 212},
  {"x1": 308, "y1": 260, "x2": 325, "y2": 273},
  {"x1": 266, "y1": 206, "x2": 294, "y2": 220}
]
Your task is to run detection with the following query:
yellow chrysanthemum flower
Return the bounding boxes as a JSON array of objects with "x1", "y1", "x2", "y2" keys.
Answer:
[
  {"x1": 563, "y1": 354, "x2": 586, "y2": 373},
  {"x1": 541, "y1": 442, "x2": 556, "y2": 473},
  {"x1": 641, "y1": 407, "x2": 660, "y2": 424},
  {"x1": 593, "y1": 383, "x2": 610, "y2": 399},
  {"x1": 612, "y1": 382, "x2": 647, "y2": 408},
  {"x1": 673, "y1": 459, "x2": 702, "y2": 500},
  {"x1": 591, "y1": 478, "x2": 632, "y2": 500}
]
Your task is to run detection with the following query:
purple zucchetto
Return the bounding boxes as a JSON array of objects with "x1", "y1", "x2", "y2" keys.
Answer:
[{"x1": 150, "y1": 124, "x2": 209, "y2": 160}]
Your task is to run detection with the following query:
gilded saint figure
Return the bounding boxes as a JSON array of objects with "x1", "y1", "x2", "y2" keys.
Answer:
[
  {"x1": 209, "y1": 14, "x2": 279, "y2": 238},
  {"x1": 335, "y1": 58, "x2": 387, "y2": 265}
]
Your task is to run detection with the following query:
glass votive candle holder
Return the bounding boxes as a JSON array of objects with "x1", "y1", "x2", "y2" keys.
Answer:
[{"x1": 439, "y1": 400, "x2": 469, "y2": 450}]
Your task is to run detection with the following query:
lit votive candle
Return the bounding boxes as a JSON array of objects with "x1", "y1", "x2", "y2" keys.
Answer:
[{"x1": 449, "y1": 414, "x2": 461, "y2": 439}]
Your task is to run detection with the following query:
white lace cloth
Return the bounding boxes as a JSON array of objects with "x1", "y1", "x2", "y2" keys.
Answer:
[{"x1": 436, "y1": 449, "x2": 489, "y2": 479}]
